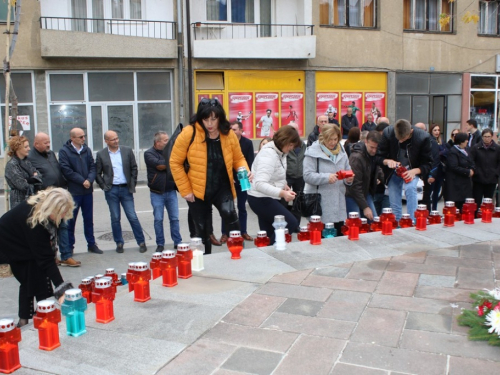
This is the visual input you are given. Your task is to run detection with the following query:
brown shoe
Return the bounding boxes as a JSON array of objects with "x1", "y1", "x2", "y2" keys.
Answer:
[
  {"x1": 242, "y1": 233, "x2": 254, "y2": 241},
  {"x1": 219, "y1": 234, "x2": 228, "y2": 244},
  {"x1": 210, "y1": 234, "x2": 222, "y2": 246},
  {"x1": 60, "y1": 258, "x2": 81, "y2": 267}
]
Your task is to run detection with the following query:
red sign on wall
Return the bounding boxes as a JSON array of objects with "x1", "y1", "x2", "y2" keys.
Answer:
[
  {"x1": 255, "y1": 93, "x2": 279, "y2": 138},
  {"x1": 316, "y1": 92, "x2": 339, "y2": 119},
  {"x1": 229, "y1": 92, "x2": 254, "y2": 138},
  {"x1": 340, "y1": 92, "x2": 363, "y2": 126},
  {"x1": 281, "y1": 92, "x2": 304, "y2": 137},
  {"x1": 364, "y1": 92, "x2": 385, "y2": 123}
]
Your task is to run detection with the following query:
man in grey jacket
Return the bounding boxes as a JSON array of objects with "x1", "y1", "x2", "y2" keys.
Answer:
[{"x1": 96, "y1": 130, "x2": 147, "y2": 254}]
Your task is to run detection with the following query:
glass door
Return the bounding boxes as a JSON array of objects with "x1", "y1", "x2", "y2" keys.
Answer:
[
  {"x1": 431, "y1": 95, "x2": 446, "y2": 133},
  {"x1": 106, "y1": 104, "x2": 135, "y2": 148}
]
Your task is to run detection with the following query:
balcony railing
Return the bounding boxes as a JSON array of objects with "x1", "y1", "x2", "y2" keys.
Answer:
[
  {"x1": 191, "y1": 22, "x2": 314, "y2": 40},
  {"x1": 40, "y1": 17, "x2": 176, "y2": 40}
]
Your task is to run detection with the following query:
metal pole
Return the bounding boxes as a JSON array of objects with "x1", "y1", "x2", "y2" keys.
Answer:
[
  {"x1": 3, "y1": 0, "x2": 13, "y2": 211},
  {"x1": 186, "y1": 0, "x2": 193, "y2": 115},
  {"x1": 176, "y1": 0, "x2": 184, "y2": 123}
]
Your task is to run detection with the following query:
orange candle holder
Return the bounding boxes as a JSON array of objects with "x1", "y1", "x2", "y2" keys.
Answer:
[
  {"x1": 150, "y1": 252, "x2": 163, "y2": 280},
  {"x1": 160, "y1": 250, "x2": 178, "y2": 287},
  {"x1": 92, "y1": 278, "x2": 115, "y2": 324},
  {"x1": 0, "y1": 319, "x2": 21, "y2": 374},
  {"x1": 227, "y1": 231, "x2": 244, "y2": 259},
  {"x1": 462, "y1": 198, "x2": 477, "y2": 224},
  {"x1": 78, "y1": 278, "x2": 93, "y2": 304},
  {"x1": 177, "y1": 243, "x2": 193, "y2": 278},
  {"x1": 133, "y1": 262, "x2": 151, "y2": 303},
  {"x1": 33, "y1": 300, "x2": 61, "y2": 351}
]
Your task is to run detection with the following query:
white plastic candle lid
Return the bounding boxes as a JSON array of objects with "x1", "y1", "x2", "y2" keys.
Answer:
[
  {"x1": 299, "y1": 226, "x2": 308, "y2": 232},
  {"x1": 373, "y1": 216, "x2": 380, "y2": 222},
  {"x1": 229, "y1": 230, "x2": 241, "y2": 238},
  {"x1": 401, "y1": 214, "x2": 411, "y2": 219},
  {"x1": 177, "y1": 243, "x2": 190, "y2": 252},
  {"x1": 162, "y1": 250, "x2": 176, "y2": 258},
  {"x1": 127, "y1": 262, "x2": 136, "y2": 270},
  {"x1": 284, "y1": 228, "x2": 289, "y2": 234},
  {"x1": 0, "y1": 319, "x2": 15, "y2": 332},
  {"x1": 190, "y1": 237, "x2": 202, "y2": 245},
  {"x1": 324, "y1": 222, "x2": 335, "y2": 229},
  {"x1": 495, "y1": 207, "x2": 500, "y2": 212},
  {"x1": 310, "y1": 215, "x2": 321, "y2": 223},
  {"x1": 80, "y1": 278, "x2": 92, "y2": 285},
  {"x1": 95, "y1": 274, "x2": 104, "y2": 279},
  {"x1": 465, "y1": 198, "x2": 475, "y2": 203},
  {"x1": 361, "y1": 218, "x2": 368, "y2": 224},
  {"x1": 237, "y1": 166, "x2": 247, "y2": 172},
  {"x1": 445, "y1": 201, "x2": 455, "y2": 207},
  {"x1": 382, "y1": 208, "x2": 393, "y2": 214},
  {"x1": 257, "y1": 231, "x2": 267, "y2": 238},
  {"x1": 417, "y1": 204, "x2": 427, "y2": 210},
  {"x1": 152, "y1": 252, "x2": 162, "y2": 260},
  {"x1": 348, "y1": 212, "x2": 359, "y2": 219},
  {"x1": 105, "y1": 269, "x2": 115, "y2": 275},
  {"x1": 430, "y1": 211, "x2": 440, "y2": 215},
  {"x1": 37, "y1": 299, "x2": 56, "y2": 313},
  {"x1": 456, "y1": 208, "x2": 460, "y2": 213},
  {"x1": 135, "y1": 262, "x2": 149, "y2": 271},
  {"x1": 86, "y1": 275, "x2": 95, "y2": 281},
  {"x1": 95, "y1": 278, "x2": 112, "y2": 289},
  {"x1": 483, "y1": 198, "x2": 493, "y2": 204},
  {"x1": 274, "y1": 215, "x2": 285, "y2": 223},
  {"x1": 65, "y1": 288, "x2": 83, "y2": 301}
]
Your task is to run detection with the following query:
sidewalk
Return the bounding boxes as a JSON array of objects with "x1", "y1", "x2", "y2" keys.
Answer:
[{"x1": 1, "y1": 220, "x2": 500, "y2": 374}]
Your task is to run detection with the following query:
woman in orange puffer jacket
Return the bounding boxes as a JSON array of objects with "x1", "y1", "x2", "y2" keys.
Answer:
[{"x1": 170, "y1": 99, "x2": 252, "y2": 254}]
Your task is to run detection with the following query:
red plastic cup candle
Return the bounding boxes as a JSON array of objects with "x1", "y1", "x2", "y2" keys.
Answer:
[
  {"x1": 150, "y1": 252, "x2": 163, "y2": 280},
  {"x1": 443, "y1": 201, "x2": 456, "y2": 227},
  {"x1": 395, "y1": 164, "x2": 412, "y2": 183},
  {"x1": 126, "y1": 263, "x2": 136, "y2": 293},
  {"x1": 462, "y1": 198, "x2": 477, "y2": 224},
  {"x1": 227, "y1": 231, "x2": 244, "y2": 259},
  {"x1": 346, "y1": 212, "x2": 361, "y2": 241},
  {"x1": 105, "y1": 268, "x2": 119, "y2": 295},
  {"x1": 360, "y1": 218, "x2": 370, "y2": 233},
  {"x1": 493, "y1": 207, "x2": 500, "y2": 218},
  {"x1": 455, "y1": 208, "x2": 462, "y2": 221},
  {"x1": 370, "y1": 216, "x2": 382, "y2": 232},
  {"x1": 428, "y1": 211, "x2": 442, "y2": 225},
  {"x1": 336, "y1": 170, "x2": 354, "y2": 180},
  {"x1": 415, "y1": 204, "x2": 429, "y2": 231},
  {"x1": 160, "y1": 250, "x2": 178, "y2": 287},
  {"x1": 92, "y1": 277, "x2": 115, "y2": 324},
  {"x1": 380, "y1": 208, "x2": 396, "y2": 235},
  {"x1": 284, "y1": 228, "x2": 292, "y2": 243},
  {"x1": 481, "y1": 198, "x2": 494, "y2": 223},
  {"x1": 33, "y1": 300, "x2": 61, "y2": 351},
  {"x1": 254, "y1": 231, "x2": 270, "y2": 247},
  {"x1": 0, "y1": 318, "x2": 21, "y2": 374},
  {"x1": 78, "y1": 278, "x2": 93, "y2": 304},
  {"x1": 399, "y1": 213, "x2": 413, "y2": 228},
  {"x1": 177, "y1": 243, "x2": 193, "y2": 279},
  {"x1": 133, "y1": 262, "x2": 151, "y2": 303},
  {"x1": 297, "y1": 226, "x2": 310, "y2": 241},
  {"x1": 309, "y1": 215, "x2": 323, "y2": 245}
]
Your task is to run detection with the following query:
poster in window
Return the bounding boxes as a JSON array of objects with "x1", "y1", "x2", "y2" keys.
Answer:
[
  {"x1": 340, "y1": 92, "x2": 363, "y2": 126},
  {"x1": 255, "y1": 93, "x2": 279, "y2": 138},
  {"x1": 229, "y1": 92, "x2": 254, "y2": 138},
  {"x1": 196, "y1": 94, "x2": 223, "y2": 107},
  {"x1": 281, "y1": 92, "x2": 304, "y2": 137},
  {"x1": 364, "y1": 92, "x2": 385, "y2": 124},
  {"x1": 316, "y1": 92, "x2": 340, "y2": 123}
]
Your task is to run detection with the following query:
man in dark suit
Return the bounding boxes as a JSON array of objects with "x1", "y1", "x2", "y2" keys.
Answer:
[
  {"x1": 96, "y1": 130, "x2": 147, "y2": 254},
  {"x1": 466, "y1": 119, "x2": 482, "y2": 149}
]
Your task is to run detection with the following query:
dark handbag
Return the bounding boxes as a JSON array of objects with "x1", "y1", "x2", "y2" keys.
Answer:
[{"x1": 293, "y1": 159, "x2": 322, "y2": 217}]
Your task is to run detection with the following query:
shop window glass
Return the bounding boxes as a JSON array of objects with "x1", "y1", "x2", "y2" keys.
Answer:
[
  {"x1": 320, "y1": 0, "x2": 376, "y2": 27},
  {"x1": 112, "y1": 0, "x2": 124, "y2": 18},
  {"x1": 138, "y1": 103, "x2": 172, "y2": 149},
  {"x1": 50, "y1": 74, "x2": 85, "y2": 102},
  {"x1": 430, "y1": 74, "x2": 462, "y2": 95},
  {"x1": 88, "y1": 73, "x2": 134, "y2": 102},
  {"x1": 471, "y1": 76, "x2": 496, "y2": 89},
  {"x1": 91, "y1": 106, "x2": 104, "y2": 151},
  {"x1": 206, "y1": 0, "x2": 254, "y2": 22},
  {"x1": 396, "y1": 95, "x2": 411, "y2": 121},
  {"x1": 470, "y1": 91, "x2": 495, "y2": 130},
  {"x1": 403, "y1": 0, "x2": 452, "y2": 32},
  {"x1": 447, "y1": 95, "x2": 462, "y2": 122},
  {"x1": 130, "y1": 0, "x2": 142, "y2": 19},
  {"x1": 50, "y1": 104, "x2": 87, "y2": 151},
  {"x1": 107, "y1": 105, "x2": 134, "y2": 148},
  {"x1": 0, "y1": 73, "x2": 33, "y2": 103},
  {"x1": 137, "y1": 72, "x2": 171, "y2": 101},
  {"x1": 2, "y1": 106, "x2": 35, "y2": 144},
  {"x1": 396, "y1": 73, "x2": 429, "y2": 94},
  {"x1": 479, "y1": 1, "x2": 499, "y2": 35},
  {"x1": 412, "y1": 96, "x2": 429, "y2": 124}
]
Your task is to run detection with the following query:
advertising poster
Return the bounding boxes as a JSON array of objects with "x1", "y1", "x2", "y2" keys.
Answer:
[
  {"x1": 316, "y1": 92, "x2": 339, "y2": 121},
  {"x1": 281, "y1": 92, "x2": 304, "y2": 137},
  {"x1": 255, "y1": 92, "x2": 279, "y2": 138},
  {"x1": 228, "y1": 92, "x2": 254, "y2": 138},
  {"x1": 340, "y1": 92, "x2": 363, "y2": 126},
  {"x1": 364, "y1": 92, "x2": 386, "y2": 123},
  {"x1": 9, "y1": 115, "x2": 30, "y2": 130}
]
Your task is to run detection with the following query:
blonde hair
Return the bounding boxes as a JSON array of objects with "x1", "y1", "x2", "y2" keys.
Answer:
[
  {"x1": 7, "y1": 136, "x2": 28, "y2": 157},
  {"x1": 319, "y1": 123, "x2": 341, "y2": 145},
  {"x1": 27, "y1": 188, "x2": 74, "y2": 228}
]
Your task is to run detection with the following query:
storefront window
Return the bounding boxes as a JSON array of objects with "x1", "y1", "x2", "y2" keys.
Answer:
[
  {"x1": 471, "y1": 75, "x2": 496, "y2": 89},
  {"x1": 469, "y1": 75, "x2": 498, "y2": 131},
  {"x1": 50, "y1": 104, "x2": 87, "y2": 151}
]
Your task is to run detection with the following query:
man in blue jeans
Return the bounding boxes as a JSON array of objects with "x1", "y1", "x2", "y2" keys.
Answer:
[
  {"x1": 144, "y1": 131, "x2": 182, "y2": 252},
  {"x1": 96, "y1": 130, "x2": 147, "y2": 253},
  {"x1": 375, "y1": 119, "x2": 433, "y2": 221}
]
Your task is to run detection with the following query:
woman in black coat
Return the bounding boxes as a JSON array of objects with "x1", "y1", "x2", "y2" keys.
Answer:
[
  {"x1": 0, "y1": 188, "x2": 75, "y2": 327},
  {"x1": 444, "y1": 132, "x2": 475, "y2": 211}
]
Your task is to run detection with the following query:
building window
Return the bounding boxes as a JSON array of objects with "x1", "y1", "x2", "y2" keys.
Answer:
[
  {"x1": 130, "y1": 0, "x2": 142, "y2": 19},
  {"x1": 470, "y1": 75, "x2": 500, "y2": 132},
  {"x1": 206, "y1": 0, "x2": 255, "y2": 23},
  {"x1": 403, "y1": 0, "x2": 452, "y2": 32},
  {"x1": 320, "y1": 0, "x2": 376, "y2": 28},
  {"x1": 479, "y1": 1, "x2": 499, "y2": 35},
  {"x1": 112, "y1": 0, "x2": 124, "y2": 18}
]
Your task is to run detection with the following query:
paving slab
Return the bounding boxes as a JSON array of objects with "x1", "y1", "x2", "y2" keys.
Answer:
[
  {"x1": 220, "y1": 347, "x2": 283, "y2": 375},
  {"x1": 331, "y1": 363, "x2": 389, "y2": 375},
  {"x1": 256, "y1": 282, "x2": 332, "y2": 301},
  {"x1": 317, "y1": 290, "x2": 371, "y2": 322},
  {"x1": 275, "y1": 298, "x2": 324, "y2": 317},
  {"x1": 418, "y1": 274, "x2": 456, "y2": 288},
  {"x1": 222, "y1": 294, "x2": 285, "y2": 327},
  {"x1": 375, "y1": 271, "x2": 419, "y2": 296},
  {"x1": 405, "y1": 312, "x2": 452, "y2": 333},
  {"x1": 350, "y1": 307, "x2": 406, "y2": 347},
  {"x1": 448, "y1": 356, "x2": 500, "y2": 374}
]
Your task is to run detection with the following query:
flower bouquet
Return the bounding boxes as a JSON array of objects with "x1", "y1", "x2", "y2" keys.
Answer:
[{"x1": 457, "y1": 289, "x2": 500, "y2": 346}]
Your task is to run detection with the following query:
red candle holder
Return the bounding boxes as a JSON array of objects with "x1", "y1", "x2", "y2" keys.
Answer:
[
  {"x1": 462, "y1": 198, "x2": 477, "y2": 224},
  {"x1": 105, "y1": 268, "x2": 119, "y2": 294},
  {"x1": 126, "y1": 263, "x2": 137, "y2": 293},
  {"x1": 133, "y1": 262, "x2": 151, "y2": 303},
  {"x1": 493, "y1": 207, "x2": 500, "y2": 218},
  {"x1": 370, "y1": 216, "x2": 382, "y2": 232},
  {"x1": 360, "y1": 218, "x2": 370, "y2": 233},
  {"x1": 399, "y1": 213, "x2": 413, "y2": 228},
  {"x1": 415, "y1": 204, "x2": 428, "y2": 231},
  {"x1": 78, "y1": 278, "x2": 93, "y2": 304},
  {"x1": 160, "y1": 250, "x2": 178, "y2": 287},
  {"x1": 336, "y1": 170, "x2": 354, "y2": 180},
  {"x1": 346, "y1": 212, "x2": 361, "y2": 241},
  {"x1": 455, "y1": 208, "x2": 462, "y2": 221},
  {"x1": 254, "y1": 231, "x2": 271, "y2": 247},
  {"x1": 0, "y1": 319, "x2": 21, "y2": 374},
  {"x1": 150, "y1": 252, "x2": 163, "y2": 280},
  {"x1": 227, "y1": 231, "x2": 244, "y2": 259},
  {"x1": 92, "y1": 278, "x2": 115, "y2": 324},
  {"x1": 284, "y1": 228, "x2": 292, "y2": 243},
  {"x1": 428, "y1": 211, "x2": 442, "y2": 225},
  {"x1": 33, "y1": 300, "x2": 61, "y2": 351},
  {"x1": 177, "y1": 243, "x2": 193, "y2": 278},
  {"x1": 297, "y1": 226, "x2": 310, "y2": 241},
  {"x1": 443, "y1": 201, "x2": 456, "y2": 227},
  {"x1": 395, "y1": 164, "x2": 412, "y2": 183},
  {"x1": 380, "y1": 208, "x2": 396, "y2": 235},
  {"x1": 481, "y1": 198, "x2": 494, "y2": 223}
]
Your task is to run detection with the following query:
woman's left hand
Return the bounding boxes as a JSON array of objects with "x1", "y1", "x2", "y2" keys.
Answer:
[
  {"x1": 58, "y1": 295, "x2": 65, "y2": 305},
  {"x1": 247, "y1": 171, "x2": 254, "y2": 182}
]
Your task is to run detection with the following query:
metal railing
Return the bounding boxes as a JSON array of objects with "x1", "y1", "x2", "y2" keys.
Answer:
[
  {"x1": 40, "y1": 17, "x2": 176, "y2": 40},
  {"x1": 191, "y1": 22, "x2": 314, "y2": 40}
]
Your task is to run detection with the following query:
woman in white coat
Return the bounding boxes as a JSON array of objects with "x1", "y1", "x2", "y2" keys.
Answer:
[{"x1": 303, "y1": 123, "x2": 354, "y2": 235}]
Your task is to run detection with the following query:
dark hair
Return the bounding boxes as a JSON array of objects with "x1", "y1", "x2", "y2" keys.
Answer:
[
  {"x1": 366, "y1": 130, "x2": 381, "y2": 144},
  {"x1": 230, "y1": 121, "x2": 243, "y2": 130},
  {"x1": 482, "y1": 128, "x2": 493, "y2": 137},
  {"x1": 273, "y1": 125, "x2": 301, "y2": 151},
  {"x1": 195, "y1": 101, "x2": 231, "y2": 135},
  {"x1": 346, "y1": 127, "x2": 361, "y2": 145},
  {"x1": 266, "y1": 109, "x2": 272, "y2": 112},
  {"x1": 466, "y1": 119, "x2": 477, "y2": 128},
  {"x1": 259, "y1": 137, "x2": 272, "y2": 151},
  {"x1": 394, "y1": 119, "x2": 412, "y2": 140},
  {"x1": 376, "y1": 122, "x2": 389, "y2": 132},
  {"x1": 429, "y1": 124, "x2": 442, "y2": 145},
  {"x1": 454, "y1": 132, "x2": 468, "y2": 145}
]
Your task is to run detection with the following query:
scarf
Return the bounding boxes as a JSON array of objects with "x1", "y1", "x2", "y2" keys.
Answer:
[{"x1": 320, "y1": 143, "x2": 341, "y2": 163}]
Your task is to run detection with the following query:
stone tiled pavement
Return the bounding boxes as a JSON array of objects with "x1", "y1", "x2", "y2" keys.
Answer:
[{"x1": 160, "y1": 242, "x2": 500, "y2": 375}]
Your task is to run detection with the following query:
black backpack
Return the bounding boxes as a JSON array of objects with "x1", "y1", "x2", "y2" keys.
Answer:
[{"x1": 163, "y1": 124, "x2": 196, "y2": 190}]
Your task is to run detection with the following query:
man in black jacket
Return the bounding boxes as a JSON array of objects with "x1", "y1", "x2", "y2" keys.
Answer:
[
  {"x1": 375, "y1": 119, "x2": 433, "y2": 221},
  {"x1": 341, "y1": 107, "x2": 359, "y2": 139},
  {"x1": 144, "y1": 131, "x2": 182, "y2": 252},
  {"x1": 346, "y1": 131, "x2": 383, "y2": 221},
  {"x1": 307, "y1": 115, "x2": 328, "y2": 146},
  {"x1": 466, "y1": 119, "x2": 482, "y2": 149}
]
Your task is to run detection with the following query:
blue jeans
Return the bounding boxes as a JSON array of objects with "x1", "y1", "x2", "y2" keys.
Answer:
[
  {"x1": 388, "y1": 174, "x2": 419, "y2": 221},
  {"x1": 150, "y1": 191, "x2": 182, "y2": 247},
  {"x1": 58, "y1": 220, "x2": 72, "y2": 261},
  {"x1": 68, "y1": 194, "x2": 95, "y2": 248},
  {"x1": 345, "y1": 195, "x2": 377, "y2": 223},
  {"x1": 104, "y1": 185, "x2": 145, "y2": 245}
]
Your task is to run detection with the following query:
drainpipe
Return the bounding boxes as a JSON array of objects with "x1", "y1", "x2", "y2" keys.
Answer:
[
  {"x1": 176, "y1": 0, "x2": 184, "y2": 123},
  {"x1": 186, "y1": 0, "x2": 193, "y2": 115}
]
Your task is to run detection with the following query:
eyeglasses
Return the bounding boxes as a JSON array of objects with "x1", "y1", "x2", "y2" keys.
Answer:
[
  {"x1": 73, "y1": 135, "x2": 85, "y2": 139},
  {"x1": 200, "y1": 98, "x2": 220, "y2": 107},
  {"x1": 107, "y1": 137, "x2": 119, "y2": 142}
]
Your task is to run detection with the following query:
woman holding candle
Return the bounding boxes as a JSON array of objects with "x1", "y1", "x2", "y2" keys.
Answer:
[
  {"x1": 0, "y1": 188, "x2": 75, "y2": 327},
  {"x1": 303, "y1": 124, "x2": 354, "y2": 235}
]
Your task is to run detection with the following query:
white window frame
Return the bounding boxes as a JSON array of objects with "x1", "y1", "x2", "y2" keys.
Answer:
[
  {"x1": 469, "y1": 74, "x2": 499, "y2": 133},
  {"x1": 205, "y1": 0, "x2": 258, "y2": 23},
  {"x1": 479, "y1": 0, "x2": 499, "y2": 35}
]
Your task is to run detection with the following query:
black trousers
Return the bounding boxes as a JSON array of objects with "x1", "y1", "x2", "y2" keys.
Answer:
[
  {"x1": 188, "y1": 187, "x2": 239, "y2": 254},
  {"x1": 280, "y1": 176, "x2": 305, "y2": 225},
  {"x1": 10, "y1": 260, "x2": 54, "y2": 319},
  {"x1": 473, "y1": 182, "x2": 497, "y2": 214}
]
